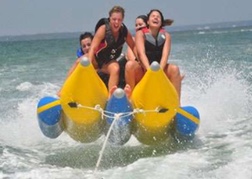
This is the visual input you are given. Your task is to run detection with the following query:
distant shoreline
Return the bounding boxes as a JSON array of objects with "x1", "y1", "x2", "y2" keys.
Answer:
[
  {"x1": 1, "y1": 20, "x2": 251, "y2": 42},
  {"x1": 168, "y1": 19, "x2": 252, "y2": 32}
]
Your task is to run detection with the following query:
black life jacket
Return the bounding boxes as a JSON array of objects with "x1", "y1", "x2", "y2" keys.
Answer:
[
  {"x1": 142, "y1": 27, "x2": 166, "y2": 64},
  {"x1": 94, "y1": 18, "x2": 128, "y2": 68}
]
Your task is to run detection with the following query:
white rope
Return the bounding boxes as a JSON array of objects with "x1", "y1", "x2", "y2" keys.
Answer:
[
  {"x1": 75, "y1": 103, "x2": 143, "y2": 120},
  {"x1": 94, "y1": 113, "x2": 122, "y2": 173},
  {"x1": 75, "y1": 103, "x2": 161, "y2": 119},
  {"x1": 70, "y1": 102, "x2": 166, "y2": 173}
]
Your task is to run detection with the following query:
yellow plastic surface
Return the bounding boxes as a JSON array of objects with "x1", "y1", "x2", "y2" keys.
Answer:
[
  {"x1": 60, "y1": 60, "x2": 108, "y2": 142},
  {"x1": 131, "y1": 67, "x2": 179, "y2": 145}
]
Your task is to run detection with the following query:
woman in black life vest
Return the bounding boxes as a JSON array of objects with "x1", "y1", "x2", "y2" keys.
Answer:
[
  {"x1": 88, "y1": 6, "x2": 136, "y2": 98},
  {"x1": 125, "y1": 9, "x2": 183, "y2": 102}
]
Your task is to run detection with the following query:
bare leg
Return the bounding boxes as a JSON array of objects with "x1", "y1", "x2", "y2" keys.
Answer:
[
  {"x1": 103, "y1": 61, "x2": 120, "y2": 98},
  {"x1": 125, "y1": 60, "x2": 144, "y2": 90},
  {"x1": 166, "y1": 64, "x2": 182, "y2": 103}
]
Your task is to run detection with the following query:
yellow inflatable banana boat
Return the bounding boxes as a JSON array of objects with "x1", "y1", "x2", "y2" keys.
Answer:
[
  {"x1": 131, "y1": 62, "x2": 179, "y2": 145},
  {"x1": 60, "y1": 58, "x2": 108, "y2": 142},
  {"x1": 37, "y1": 58, "x2": 200, "y2": 145}
]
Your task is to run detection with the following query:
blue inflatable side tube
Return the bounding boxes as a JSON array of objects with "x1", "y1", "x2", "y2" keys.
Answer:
[
  {"x1": 37, "y1": 96, "x2": 63, "y2": 139},
  {"x1": 105, "y1": 88, "x2": 133, "y2": 145},
  {"x1": 175, "y1": 106, "x2": 200, "y2": 138}
]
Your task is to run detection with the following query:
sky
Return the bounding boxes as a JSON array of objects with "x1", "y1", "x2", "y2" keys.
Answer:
[{"x1": 0, "y1": 0, "x2": 251, "y2": 36}]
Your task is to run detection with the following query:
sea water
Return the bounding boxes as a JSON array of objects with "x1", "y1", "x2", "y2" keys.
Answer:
[{"x1": 0, "y1": 24, "x2": 251, "y2": 179}]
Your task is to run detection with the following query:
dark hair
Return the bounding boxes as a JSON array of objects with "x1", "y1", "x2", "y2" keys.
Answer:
[
  {"x1": 79, "y1": 32, "x2": 93, "y2": 44},
  {"x1": 147, "y1": 9, "x2": 173, "y2": 27},
  {"x1": 136, "y1": 15, "x2": 148, "y2": 25},
  {"x1": 163, "y1": 19, "x2": 174, "y2": 26},
  {"x1": 147, "y1": 9, "x2": 164, "y2": 25}
]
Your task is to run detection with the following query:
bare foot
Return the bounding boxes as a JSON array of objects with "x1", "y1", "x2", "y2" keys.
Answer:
[
  {"x1": 181, "y1": 74, "x2": 185, "y2": 81},
  {"x1": 57, "y1": 89, "x2": 61, "y2": 97},
  {"x1": 124, "y1": 84, "x2": 132, "y2": 98},
  {"x1": 109, "y1": 85, "x2": 117, "y2": 98}
]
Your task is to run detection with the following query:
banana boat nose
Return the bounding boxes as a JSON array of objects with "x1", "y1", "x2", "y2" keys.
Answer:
[
  {"x1": 80, "y1": 56, "x2": 90, "y2": 66},
  {"x1": 150, "y1": 61, "x2": 160, "y2": 71}
]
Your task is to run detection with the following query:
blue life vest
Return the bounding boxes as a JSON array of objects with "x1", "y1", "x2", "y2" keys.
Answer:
[{"x1": 76, "y1": 48, "x2": 84, "y2": 58}]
